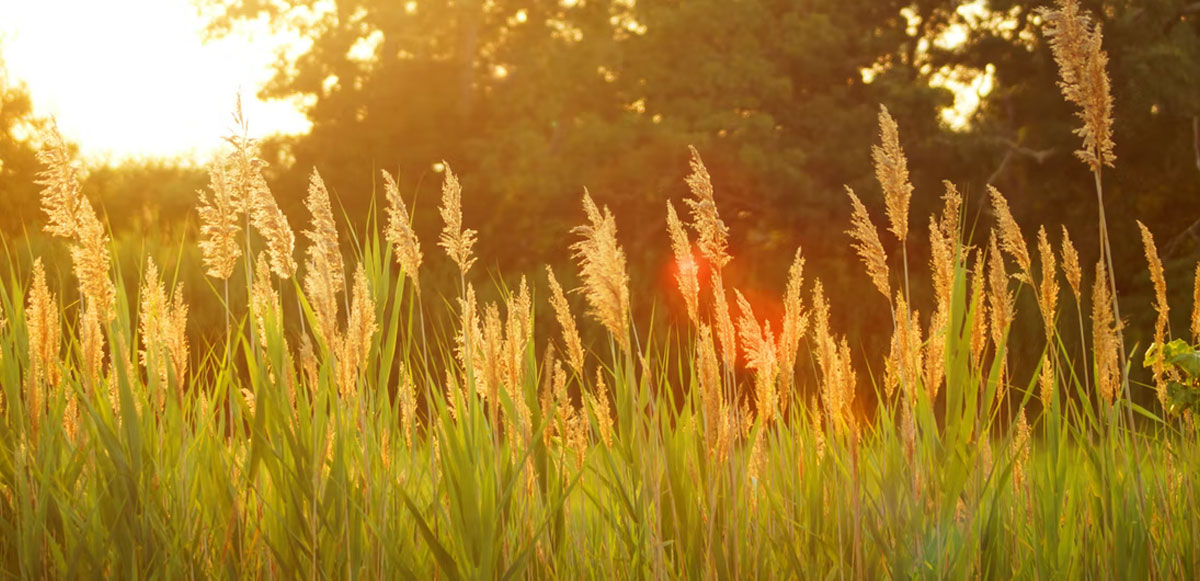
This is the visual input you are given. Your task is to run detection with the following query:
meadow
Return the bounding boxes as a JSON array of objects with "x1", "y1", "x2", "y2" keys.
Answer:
[{"x1": 1, "y1": 2, "x2": 1199, "y2": 578}]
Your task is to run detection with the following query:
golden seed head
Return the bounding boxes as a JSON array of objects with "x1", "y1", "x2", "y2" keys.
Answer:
[
  {"x1": 710, "y1": 271, "x2": 737, "y2": 369},
  {"x1": 1012, "y1": 408, "x2": 1031, "y2": 488},
  {"x1": 1192, "y1": 263, "x2": 1200, "y2": 345},
  {"x1": 570, "y1": 191, "x2": 631, "y2": 351},
  {"x1": 344, "y1": 263, "x2": 377, "y2": 380},
  {"x1": 198, "y1": 160, "x2": 244, "y2": 280},
  {"x1": 1092, "y1": 261, "x2": 1119, "y2": 405},
  {"x1": 437, "y1": 164, "x2": 478, "y2": 275},
  {"x1": 588, "y1": 370, "x2": 614, "y2": 447},
  {"x1": 456, "y1": 283, "x2": 482, "y2": 376},
  {"x1": 683, "y1": 146, "x2": 731, "y2": 269},
  {"x1": 988, "y1": 233, "x2": 1014, "y2": 401},
  {"x1": 666, "y1": 201, "x2": 700, "y2": 325},
  {"x1": 778, "y1": 247, "x2": 807, "y2": 411},
  {"x1": 1060, "y1": 226, "x2": 1082, "y2": 301},
  {"x1": 970, "y1": 256, "x2": 990, "y2": 370},
  {"x1": 229, "y1": 113, "x2": 296, "y2": 280},
  {"x1": 381, "y1": 170, "x2": 423, "y2": 292},
  {"x1": 925, "y1": 309, "x2": 947, "y2": 400},
  {"x1": 735, "y1": 290, "x2": 778, "y2": 423},
  {"x1": 844, "y1": 186, "x2": 890, "y2": 299},
  {"x1": 872, "y1": 105, "x2": 913, "y2": 243},
  {"x1": 303, "y1": 168, "x2": 345, "y2": 341},
  {"x1": 26, "y1": 258, "x2": 61, "y2": 387},
  {"x1": 1036, "y1": 226, "x2": 1060, "y2": 342},
  {"x1": 545, "y1": 265, "x2": 586, "y2": 376},
  {"x1": 988, "y1": 186, "x2": 1031, "y2": 283},
  {"x1": 1041, "y1": 0, "x2": 1116, "y2": 171},
  {"x1": 697, "y1": 324, "x2": 723, "y2": 452},
  {"x1": 1137, "y1": 220, "x2": 1169, "y2": 406}
]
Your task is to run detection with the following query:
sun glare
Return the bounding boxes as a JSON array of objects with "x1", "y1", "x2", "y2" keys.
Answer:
[{"x1": 0, "y1": 0, "x2": 310, "y2": 164}]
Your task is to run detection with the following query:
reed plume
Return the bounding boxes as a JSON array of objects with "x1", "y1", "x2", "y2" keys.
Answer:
[
  {"x1": 546, "y1": 266, "x2": 585, "y2": 375},
  {"x1": 1041, "y1": 0, "x2": 1115, "y2": 171},
  {"x1": 1138, "y1": 221, "x2": 1170, "y2": 406},
  {"x1": 735, "y1": 290, "x2": 778, "y2": 423},
  {"x1": 710, "y1": 271, "x2": 737, "y2": 369},
  {"x1": 872, "y1": 105, "x2": 913, "y2": 244},
  {"x1": 337, "y1": 263, "x2": 376, "y2": 398},
  {"x1": 1036, "y1": 226, "x2": 1060, "y2": 343},
  {"x1": 570, "y1": 191, "x2": 630, "y2": 352},
  {"x1": 36, "y1": 125, "x2": 115, "y2": 384},
  {"x1": 684, "y1": 146, "x2": 731, "y2": 269},
  {"x1": 381, "y1": 170, "x2": 423, "y2": 292},
  {"x1": 778, "y1": 247, "x2": 807, "y2": 411},
  {"x1": 845, "y1": 186, "x2": 891, "y2": 299},
  {"x1": 969, "y1": 257, "x2": 989, "y2": 371},
  {"x1": 1192, "y1": 263, "x2": 1200, "y2": 345},
  {"x1": 26, "y1": 258, "x2": 60, "y2": 388},
  {"x1": 303, "y1": 168, "x2": 345, "y2": 342},
  {"x1": 438, "y1": 164, "x2": 477, "y2": 275},
  {"x1": 1060, "y1": 226, "x2": 1082, "y2": 302},
  {"x1": 587, "y1": 370, "x2": 614, "y2": 446},
  {"x1": 25, "y1": 258, "x2": 59, "y2": 437},
  {"x1": 666, "y1": 201, "x2": 700, "y2": 325},
  {"x1": 988, "y1": 233, "x2": 1014, "y2": 400},
  {"x1": 1092, "y1": 261, "x2": 1119, "y2": 405},
  {"x1": 138, "y1": 260, "x2": 190, "y2": 409},
  {"x1": 198, "y1": 160, "x2": 244, "y2": 280},
  {"x1": 988, "y1": 186, "x2": 1032, "y2": 283},
  {"x1": 697, "y1": 324, "x2": 722, "y2": 454}
]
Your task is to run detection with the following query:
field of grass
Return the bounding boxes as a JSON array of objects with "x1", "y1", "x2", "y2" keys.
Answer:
[{"x1": 2, "y1": 2, "x2": 1200, "y2": 578}]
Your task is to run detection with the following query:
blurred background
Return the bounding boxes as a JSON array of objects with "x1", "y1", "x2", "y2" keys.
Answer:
[{"x1": 1, "y1": 0, "x2": 1199, "y2": 408}]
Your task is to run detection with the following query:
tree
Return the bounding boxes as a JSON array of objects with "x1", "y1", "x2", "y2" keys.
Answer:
[{"x1": 0, "y1": 54, "x2": 47, "y2": 238}]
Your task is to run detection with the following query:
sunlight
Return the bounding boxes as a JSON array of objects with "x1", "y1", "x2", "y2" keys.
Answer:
[{"x1": 0, "y1": 0, "x2": 310, "y2": 163}]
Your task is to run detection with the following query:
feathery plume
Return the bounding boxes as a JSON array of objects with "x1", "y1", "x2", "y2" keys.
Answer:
[
  {"x1": 988, "y1": 186, "x2": 1031, "y2": 283},
  {"x1": 455, "y1": 283, "x2": 482, "y2": 374},
  {"x1": 480, "y1": 302, "x2": 505, "y2": 417},
  {"x1": 303, "y1": 168, "x2": 345, "y2": 341},
  {"x1": 239, "y1": 152, "x2": 296, "y2": 280},
  {"x1": 546, "y1": 266, "x2": 585, "y2": 375},
  {"x1": 140, "y1": 260, "x2": 189, "y2": 408},
  {"x1": 36, "y1": 126, "x2": 115, "y2": 383},
  {"x1": 26, "y1": 258, "x2": 60, "y2": 388},
  {"x1": 1092, "y1": 261, "x2": 1119, "y2": 405},
  {"x1": 251, "y1": 254, "x2": 282, "y2": 348},
  {"x1": 570, "y1": 191, "x2": 631, "y2": 351},
  {"x1": 1012, "y1": 408, "x2": 1031, "y2": 489},
  {"x1": 988, "y1": 233, "x2": 1014, "y2": 400},
  {"x1": 711, "y1": 272, "x2": 737, "y2": 369},
  {"x1": 197, "y1": 160, "x2": 243, "y2": 280},
  {"x1": 735, "y1": 290, "x2": 778, "y2": 423},
  {"x1": 683, "y1": 146, "x2": 731, "y2": 269},
  {"x1": 587, "y1": 370, "x2": 614, "y2": 447},
  {"x1": 1060, "y1": 226, "x2": 1082, "y2": 301},
  {"x1": 778, "y1": 247, "x2": 807, "y2": 411},
  {"x1": 438, "y1": 164, "x2": 477, "y2": 275},
  {"x1": 1138, "y1": 221, "x2": 1169, "y2": 406},
  {"x1": 381, "y1": 170, "x2": 423, "y2": 291},
  {"x1": 845, "y1": 186, "x2": 891, "y2": 299},
  {"x1": 666, "y1": 201, "x2": 700, "y2": 324},
  {"x1": 970, "y1": 256, "x2": 990, "y2": 371},
  {"x1": 1192, "y1": 263, "x2": 1200, "y2": 345},
  {"x1": 872, "y1": 105, "x2": 913, "y2": 243},
  {"x1": 697, "y1": 324, "x2": 722, "y2": 453},
  {"x1": 1036, "y1": 226, "x2": 1060, "y2": 343},
  {"x1": 1041, "y1": 0, "x2": 1115, "y2": 171},
  {"x1": 925, "y1": 310, "x2": 946, "y2": 400},
  {"x1": 338, "y1": 263, "x2": 376, "y2": 397}
]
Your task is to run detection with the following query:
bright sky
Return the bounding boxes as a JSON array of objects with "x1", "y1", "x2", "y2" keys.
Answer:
[{"x1": 0, "y1": 0, "x2": 310, "y2": 164}]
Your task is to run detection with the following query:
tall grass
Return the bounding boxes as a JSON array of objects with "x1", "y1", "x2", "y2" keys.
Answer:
[{"x1": 2, "y1": 1, "x2": 1199, "y2": 577}]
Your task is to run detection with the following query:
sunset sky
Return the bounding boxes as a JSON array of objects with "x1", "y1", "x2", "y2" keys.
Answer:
[{"x1": 0, "y1": 0, "x2": 309, "y2": 163}]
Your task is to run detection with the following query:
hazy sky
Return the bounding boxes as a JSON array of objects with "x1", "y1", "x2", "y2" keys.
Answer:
[{"x1": 0, "y1": 0, "x2": 309, "y2": 163}]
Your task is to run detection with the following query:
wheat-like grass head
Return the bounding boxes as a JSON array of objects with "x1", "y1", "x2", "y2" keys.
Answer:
[{"x1": 1041, "y1": 0, "x2": 1115, "y2": 171}]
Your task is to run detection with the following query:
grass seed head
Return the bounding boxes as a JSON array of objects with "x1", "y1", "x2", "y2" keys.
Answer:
[
  {"x1": 1060, "y1": 226, "x2": 1082, "y2": 301},
  {"x1": 1037, "y1": 226, "x2": 1060, "y2": 342},
  {"x1": 872, "y1": 105, "x2": 913, "y2": 243},
  {"x1": 1138, "y1": 220, "x2": 1169, "y2": 405},
  {"x1": 546, "y1": 265, "x2": 585, "y2": 375},
  {"x1": 438, "y1": 164, "x2": 478, "y2": 275},
  {"x1": 845, "y1": 186, "x2": 891, "y2": 299},
  {"x1": 570, "y1": 191, "x2": 631, "y2": 352},
  {"x1": 381, "y1": 170, "x2": 423, "y2": 292},
  {"x1": 683, "y1": 146, "x2": 731, "y2": 269},
  {"x1": 1041, "y1": 0, "x2": 1115, "y2": 171},
  {"x1": 988, "y1": 186, "x2": 1031, "y2": 283},
  {"x1": 666, "y1": 200, "x2": 701, "y2": 325}
]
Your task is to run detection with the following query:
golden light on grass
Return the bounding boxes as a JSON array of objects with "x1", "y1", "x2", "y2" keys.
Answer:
[
  {"x1": 1041, "y1": 0, "x2": 1116, "y2": 171},
  {"x1": 571, "y1": 191, "x2": 631, "y2": 352},
  {"x1": 382, "y1": 169, "x2": 423, "y2": 293},
  {"x1": 872, "y1": 105, "x2": 913, "y2": 244},
  {"x1": 845, "y1": 186, "x2": 891, "y2": 300}
]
